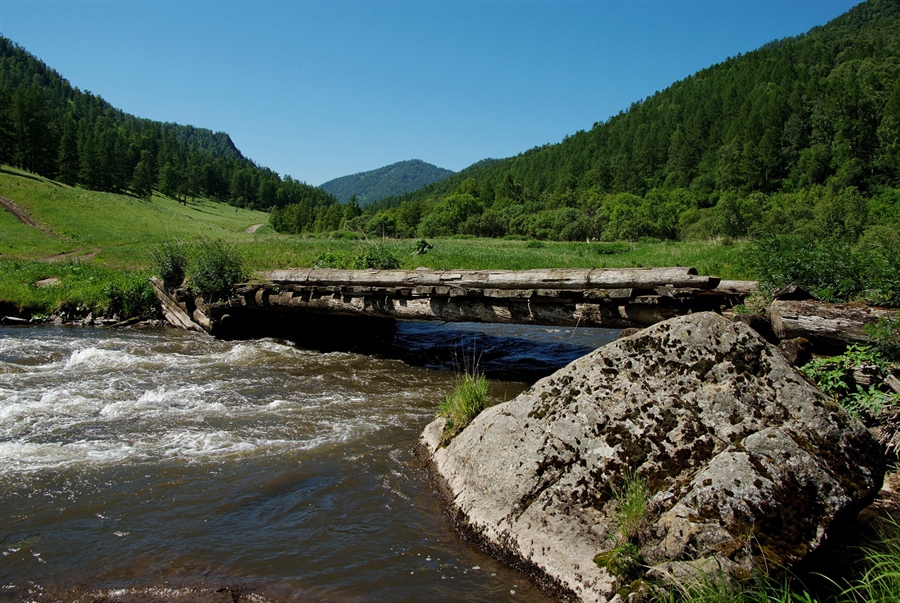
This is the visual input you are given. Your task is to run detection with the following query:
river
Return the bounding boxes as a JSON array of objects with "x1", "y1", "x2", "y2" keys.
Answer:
[{"x1": 0, "y1": 321, "x2": 618, "y2": 602}]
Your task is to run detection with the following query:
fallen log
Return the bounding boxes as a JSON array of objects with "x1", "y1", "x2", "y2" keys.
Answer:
[
  {"x1": 262, "y1": 267, "x2": 720, "y2": 291},
  {"x1": 769, "y1": 300, "x2": 900, "y2": 348}
]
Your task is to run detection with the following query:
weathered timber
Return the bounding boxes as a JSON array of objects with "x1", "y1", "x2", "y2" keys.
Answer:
[
  {"x1": 219, "y1": 281, "x2": 738, "y2": 330},
  {"x1": 711, "y1": 280, "x2": 759, "y2": 295},
  {"x1": 150, "y1": 277, "x2": 205, "y2": 332},
  {"x1": 770, "y1": 300, "x2": 900, "y2": 348},
  {"x1": 263, "y1": 267, "x2": 719, "y2": 290}
]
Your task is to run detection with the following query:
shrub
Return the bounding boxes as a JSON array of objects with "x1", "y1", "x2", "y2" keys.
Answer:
[
  {"x1": 151, "y1": 240, "x2": 188, "y2": 290},
  {"x1": 412, "y1": 239, "x2": 434, "y2": 255},
  {"x1": 747, "y1": 235, "x2": 876, "y2": 304},
  {"x1": 102, "y1": 274, "x2": 158, "y2": 319},
  {"x1": 185, "y1": 238, "x2": 247, "y2": 302},
  {"x1": 801, "y1": 344, "x2": 898, "y2": 421},
  {"x1": 866, "y1": 317, "x2": 900, "y2": 362},
  {"x1": 436, "y1": 371, "x2": 489, "y2": 444},
  {"x1": 351, "y1": 243, "x2": 401, "y2": 270}
]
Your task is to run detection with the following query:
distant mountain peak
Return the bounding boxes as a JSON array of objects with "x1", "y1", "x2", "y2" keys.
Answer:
[{"x1": 319, "y1": 159, "x2": 455, "y2": 205}]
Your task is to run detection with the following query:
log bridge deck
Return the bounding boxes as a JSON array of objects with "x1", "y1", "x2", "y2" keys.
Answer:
[{"x1": 171, "y1": 268, "x2": 757, "y2": 336}]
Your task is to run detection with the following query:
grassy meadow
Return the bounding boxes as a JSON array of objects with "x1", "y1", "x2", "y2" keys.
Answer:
[{"x1": 0, "y1": 166, "x2": 749, "y2": 316}]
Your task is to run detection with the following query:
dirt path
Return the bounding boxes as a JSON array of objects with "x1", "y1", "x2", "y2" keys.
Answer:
[
  {"x1": 245, "y1": 223, "x2": 265, "y2": 233},
  {"x1": 0, "y1": 194, "x2": 54, "y2": 235},
  {"x1": 39, "y1": 247, "x2": 102, "y2": 263}
]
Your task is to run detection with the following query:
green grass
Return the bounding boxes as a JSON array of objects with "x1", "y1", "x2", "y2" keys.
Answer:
[
  {"x1": 0, "y1": 167, "x2": 752, "y2": 315},
  {"x1": 646, "y1": 515, "x2": 900, "y2": 603},
  {"x1": 436, "y1": 371, "x2": 489, "y2": 444}
]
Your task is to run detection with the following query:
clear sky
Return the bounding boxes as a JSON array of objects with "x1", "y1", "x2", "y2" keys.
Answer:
[{"x1": 0, "y1": 0, "x2": 862, "y2": 186}]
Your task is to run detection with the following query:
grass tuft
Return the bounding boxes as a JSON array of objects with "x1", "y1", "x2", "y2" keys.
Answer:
[{"x1": 436, "y1": 370, "x2": 489, "y2": 445}]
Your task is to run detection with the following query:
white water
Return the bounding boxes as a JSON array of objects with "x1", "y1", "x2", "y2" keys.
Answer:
[{"x1": 0, "y1": 323, "x2": 615, "y2": 602}]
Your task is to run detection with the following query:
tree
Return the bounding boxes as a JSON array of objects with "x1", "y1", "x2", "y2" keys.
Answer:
[
  {"x1": 131, "y1": 150, "x2": 155, "y2": 199},
  {"x1": 57, "y1": 113, "x2": 79, "y2": 185}
]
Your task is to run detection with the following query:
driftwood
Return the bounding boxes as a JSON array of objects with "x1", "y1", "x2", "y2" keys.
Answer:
[
  {"x1": 263, "y1": 267, "x2": 720, "y2": 291},
  {"x1": 769, "y1": 300, "x2": 900, "y2": 348}
]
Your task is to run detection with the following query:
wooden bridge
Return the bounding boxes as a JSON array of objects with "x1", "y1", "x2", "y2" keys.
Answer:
[{"x1": 153, "y1": 267, "x2": 757, "y2": 338}]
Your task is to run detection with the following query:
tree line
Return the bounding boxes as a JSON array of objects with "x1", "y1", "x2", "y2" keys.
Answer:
[
  {"x1": 0, "y1": 36, "x2": 336, "y2": 214},
  {"x1": 270, "y1": 0, "x2": 898, "y2": 243}
]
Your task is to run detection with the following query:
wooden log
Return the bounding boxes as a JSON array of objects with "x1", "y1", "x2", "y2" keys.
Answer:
[
  {"x1": 150, "y1": 277, "x2": 205, "y2": 332},
  {"x1": 711, "y1": 280, "x2": 759, "y2": 295},
  {"x1": 886, "y1": 374, "x2": 900, "y2": 395},
  {"x1": 220, "y1": 283, "x2": 730, "y2": 329},
  {"x1": 769, "y1": 300, "x2": 900, "y2": 347},
  {"x1": 262, "y1": 267, "x2": 719, "y2": 291}
]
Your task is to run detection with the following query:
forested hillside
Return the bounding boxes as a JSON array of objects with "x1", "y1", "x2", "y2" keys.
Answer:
[
  {"x1": 0, "y1": 36, "x2": 339, "y2": 224},
  {"x1": 319, "y1": 159, "x2": 454, "y2": 205},
  {"x1": 303, "y1": 0, "x2": 899, "y2": 244}
]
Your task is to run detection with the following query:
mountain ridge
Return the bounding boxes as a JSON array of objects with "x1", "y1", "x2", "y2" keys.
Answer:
[{"x1": 319, "y1": 159, "x2": 454, "y2": 205}]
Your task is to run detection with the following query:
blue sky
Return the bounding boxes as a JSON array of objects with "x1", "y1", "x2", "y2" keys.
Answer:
[{"x1": 1, "y1": 0, "x2": 861, "y2": 185}]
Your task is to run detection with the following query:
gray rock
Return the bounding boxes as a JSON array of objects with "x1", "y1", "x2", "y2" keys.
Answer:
[{"x1": 419, "y1": 312, "x2": 883, "y2": 603}]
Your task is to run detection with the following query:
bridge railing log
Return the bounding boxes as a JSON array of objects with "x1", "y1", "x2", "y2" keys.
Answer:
[{"x1": 263, "y1": 267, "x2": 720, "y2": 291}]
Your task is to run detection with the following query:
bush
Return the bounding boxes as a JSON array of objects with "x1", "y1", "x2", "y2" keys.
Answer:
[
  {"x1": 185, "y1": 238, "x2": 247, "y2": 302},
  {"x1": 436, "y1": 371, "x2": 489, "y2": 444},
  {"x1": 801, "y1": 343, "x2": 899, "y2": 421},
  {"x1": 351, "y1": 243, "x2": 401, "y2": 270},
  {"x1": 151, "y1": 240, "x2": 188, "y2": 290},
  {"x1": 102, "y1": 274, "x2": 158, "y2": 319},
  {"x1": 748, "y1": 235, "x2": 875, "y2": 303}
]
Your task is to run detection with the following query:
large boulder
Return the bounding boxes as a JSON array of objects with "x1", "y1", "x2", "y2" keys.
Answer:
[{"x1": 419, "y1": 312, "x2": 884, "y2": 602}]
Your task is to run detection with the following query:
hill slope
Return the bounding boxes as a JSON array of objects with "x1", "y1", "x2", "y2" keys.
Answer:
[
  {"x1": 0, "y1": 36, "x2": 336, "y2": 216},
  {"x1": 355, "y1": 0, "x2": 898, "y2": 242},
  {"x1": 319, "y1": 160, "x2": 454, "y2": 205}
]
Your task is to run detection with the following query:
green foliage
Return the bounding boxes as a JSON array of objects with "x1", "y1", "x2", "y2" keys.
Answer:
[
  {"x1": 748, "y1": 231, "x2": 900, "y2": 306},
  {"x1": 102, "y1": 273, "x2": 158, "y2": 319},
  {"x1": 594, "y1": 468, "x2": 651, "y2": 586},
  {"x1": 350, "y1": 242, "x2": 400, "y2": 270},
  {"x1": 436, "y1": 370, "x2": 489, "y2": 445},
  {"x1": 612, "y1": 468, "x2": 651, "y2": 542},
  {"x1": 351, "y1": 2, "x2": 899, "y2": 244},
  {"x1": 314, "y1": 251, "x2": 351, "y2": 269},
  {"x1": 650, "y1": 515, "x2": 900, "y2": 603},
  {"x1": 151, "y1": 240, "x2": 188, "y2": 290},
  {"x1": 865, "y1": 317, "x2": 900, "y2": 362},
  {"x1": 184, "y1": 238, "x2": 247, "y2": 302},
  {"x1": 0, "y1": 259, "x2": 140, "y2": 317},
  {"x1": 594, "y1": 543, "x2": 643, "y2": 583},
  {"x1": 412, "y1": 239, "x2": 433, "y2": 255},
  {"x1": 592, "y1": 241, "x2": 632, "y2": 255},
  {"x1": 0, "y1": 36, "x2": 333, "y2": 210},
  {"x1": 801, "y1": 344, "x2": 898, "y2": 420},
  {"x1": 842, "y1": 514, "x2": 900, "y2": 603},
  {"x1": 651, "y1": 573, "x2": 819, "y2": 603}
]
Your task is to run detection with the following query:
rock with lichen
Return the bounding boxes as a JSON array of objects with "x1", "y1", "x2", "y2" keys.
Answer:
[{"x1": 418, "y1": 312, "x2": 884, "y2": 603}]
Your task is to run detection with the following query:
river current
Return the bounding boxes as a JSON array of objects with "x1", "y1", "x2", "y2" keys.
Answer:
[{"x1": 0, "y1": 322, "x2": 617, "y2": 602}]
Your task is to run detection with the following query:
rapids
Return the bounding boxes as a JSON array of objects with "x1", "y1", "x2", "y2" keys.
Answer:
[{"x1": 0, "y1": 322, "x2": 617, "y2": 602}]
